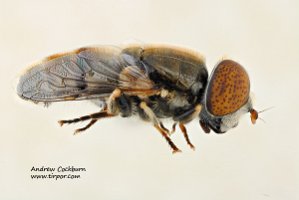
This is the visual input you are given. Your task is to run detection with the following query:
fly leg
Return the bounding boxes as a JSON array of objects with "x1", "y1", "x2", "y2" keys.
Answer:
[
  {"x1": 74, "y1": 119, "x2": 97, "y2": 133},
  {"x1": 58, "y1": 110, "x2": 109, "y2": 126},
  {"x1": 58, "y1": 109, "x2": 115, "y2": 134},
  {"x1": 159, "y1": 122, "x2": 170, "y2": 134},
  {"x1": 107, "y1": 88, "x2": 122, "y2": 115},
  {"x1": 139, "y1": 102, "x2": 181, "y2": 153},
  {"x1": 179, "y1": 123, "x2": 195, "y2": 150},
  {"x1": 58, "y1": 88, "x2": 122, "y2": 134},
  {"x1": 172, "y1": 104, "x2": 202, "y2": 150},
  {"x1": 169, "y1": 123, "x2": 177, "y2": 135},
  {"x1": 174, "y1": 104, "x2": 202, "y2": 124}
]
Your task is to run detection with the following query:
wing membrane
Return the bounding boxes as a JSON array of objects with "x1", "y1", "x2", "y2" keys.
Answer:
[{"x1": 17, "y1": 46, "x2": 155, "y2": 103}]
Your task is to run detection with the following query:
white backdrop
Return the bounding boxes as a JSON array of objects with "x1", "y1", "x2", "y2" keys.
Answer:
[{"x1": 1, "y1": 0, "x2": 298, "y2": 199}]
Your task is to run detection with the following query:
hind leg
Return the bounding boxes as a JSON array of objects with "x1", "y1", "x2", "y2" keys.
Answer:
[
  {"x1": 58, "y1": 88, "x2": 122, "y2": 134},
  {"x1": 58, "y1": 109, "x2": 115, "y2": 134}
]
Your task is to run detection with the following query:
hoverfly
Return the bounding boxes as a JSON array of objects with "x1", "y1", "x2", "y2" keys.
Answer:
[{"x1": 17, "y1": 44, "x2": 259, "y2": 153}]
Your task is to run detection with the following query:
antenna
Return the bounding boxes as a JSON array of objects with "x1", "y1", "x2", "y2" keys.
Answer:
[
  {"x1": 258, "y1": 106, "x2": 275, "y2": 114},
  {"x1": 250, "y1": 106, "x2": 274, "y2": 124}
]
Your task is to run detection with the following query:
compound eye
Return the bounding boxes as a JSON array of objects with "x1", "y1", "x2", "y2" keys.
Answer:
[{"x1": 206, "y1": 60, "x2": 250, "y2": 116}]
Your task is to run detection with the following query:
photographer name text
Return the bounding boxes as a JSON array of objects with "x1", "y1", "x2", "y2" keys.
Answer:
[{"x1": 30, "y1": 166, "x2": 86, "y2": 180}]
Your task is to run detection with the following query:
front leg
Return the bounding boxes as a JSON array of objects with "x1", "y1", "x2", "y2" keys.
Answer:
[
  {"x1": 173, "y1": 104, "x2": 202, "y2": 124},
  {"x1": 179, "y1": 123, "x2": 195, "y2": 150},
  {"x1": 172, "y1": 104, "x2": 202, "y2": 150}
]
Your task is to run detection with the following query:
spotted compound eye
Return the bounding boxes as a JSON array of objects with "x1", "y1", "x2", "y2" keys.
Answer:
[{"x1": 206, "y1": 60, "x2": 250, "y2": 116}]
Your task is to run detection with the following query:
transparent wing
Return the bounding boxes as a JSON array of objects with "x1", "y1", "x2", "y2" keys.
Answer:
[{"x1": 17, "y1": 46, "x2": 156, "y2": 104}]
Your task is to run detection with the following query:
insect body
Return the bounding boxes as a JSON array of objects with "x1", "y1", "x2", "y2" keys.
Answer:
[{"x1": 17, "y1": 44, "x2": 259, "y2": 153}]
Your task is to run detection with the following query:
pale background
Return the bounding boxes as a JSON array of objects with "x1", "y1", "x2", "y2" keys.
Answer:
[{"x1": 1, "y1": 0, "x2": 298, "y2": 199}]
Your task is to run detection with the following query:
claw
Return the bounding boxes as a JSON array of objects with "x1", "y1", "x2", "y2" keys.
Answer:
[
  {"x1": 190, "y1": 144, "x2": 196, "y2": 151},
  {"x1": 74, "y1": 129, "x2": 82, "y2": 135},
  {"x1": 172, "y1": 149, "x2": 182, "y2": 154},
  {"x1": 58, "y1": 120, "x2": 64, "y2": 127}
]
